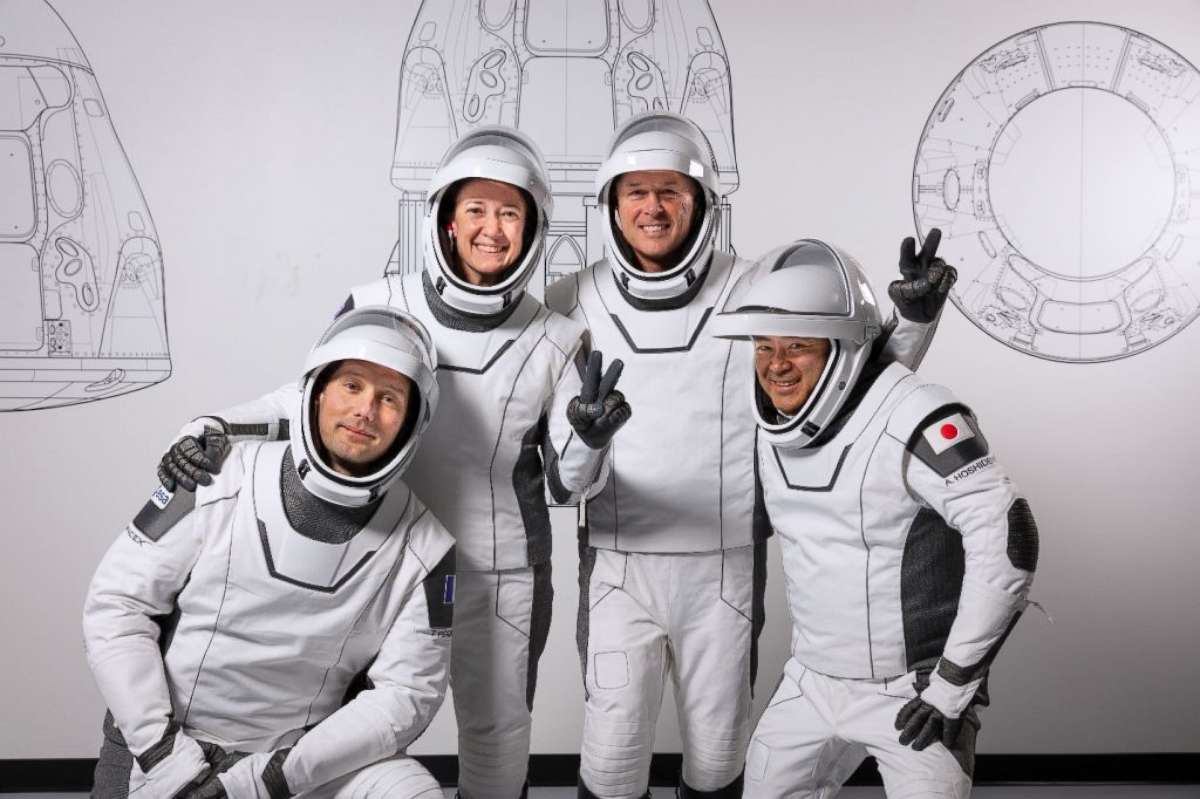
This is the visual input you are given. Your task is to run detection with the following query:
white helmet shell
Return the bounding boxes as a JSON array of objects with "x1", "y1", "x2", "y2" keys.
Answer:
[
  {"x1": 291, "y1": 306, "x2": 439, "y2": 507},
  {"x1": 710, "y1": 240, "x2": 882, "y2": 448},
  {"x1": 423, "y1": 126, "x2": 552, "y2": 317},
  {"x1": 596, "y1": 113, "x2": 721, "y2": 302}
]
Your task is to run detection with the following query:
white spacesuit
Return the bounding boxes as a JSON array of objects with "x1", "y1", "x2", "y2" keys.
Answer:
[
  {"x1": 84, "y1": 306, "x2": 455, "y2": 799},
  {"x1": 545, "y1": 115, "x2": 944, "y2": 799},
  {"x1": 156, "y1": 128, "x2": 628, "y2": 799},
  {"x1": 710, "y1": 241, "x2": 1039, "y2": 798}
]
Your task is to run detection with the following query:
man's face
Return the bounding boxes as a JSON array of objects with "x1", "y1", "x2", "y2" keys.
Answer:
[
  {"x1": 316, "y1": 359, "x2": 413, "y2": 476},
  {"x1": 613, "y1": 170, "x2": 697, "y2": 272},
  {"x1": 753, "y1": 336, "x2": 832, "y2": 416},
  {"x1": 448, "y1": 178, "x2": 528, "y2": 286}
]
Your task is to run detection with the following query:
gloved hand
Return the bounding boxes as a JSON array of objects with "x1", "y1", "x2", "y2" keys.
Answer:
[
  {"x1": 894, "y1": 664, "x2": 978, "y2": 751},
  {"x1": 888, "y1": 227, "x2": 957, "y2": 324},
  {"x1": 894, "y1": 694, "x2": 963, "y2": 751},
  {"x1": 567, "y1": 351, "x2": 632, "y2": 449},
  {"x1": 128, "y1": 727, "x2": 211, "y2": 799},
  {"x1": 157, "y1": 419, "x2": 231, "y2": 492},
  {"x1": 187, "y1": 748, "x2": 292, "y2": 799}
]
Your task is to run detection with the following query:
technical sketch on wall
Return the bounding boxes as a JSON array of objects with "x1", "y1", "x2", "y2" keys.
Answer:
[
  {"x1": 386, "y1": 0, "x2": 738, "y2": 295},
  {"x1": 0, "y1": 0, "x2": 169, "y2": 410},
  {"x1": 914, "y1": 21, "x2": 1200, "y2": 362}
]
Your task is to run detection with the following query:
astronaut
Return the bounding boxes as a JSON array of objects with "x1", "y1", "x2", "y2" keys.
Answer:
[
  {"x1": 155, "y1": 127, "x2": 630, "y2": 799},
  {"x1": 544, "y1": 113, "x2": 954, "y2": 799},
  {"x1": 84, "y1": 306, "x2": 454, "y2": 799},
  {"x1": 710, "y1": 241, "x2": 1039, "y2": 798}
]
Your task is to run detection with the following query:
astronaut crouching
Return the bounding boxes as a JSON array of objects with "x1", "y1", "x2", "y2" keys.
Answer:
[
  {"x1": 83, "y1": 306, "x2": 455, "y2": 799},
  {"x1": 711, "y1": 241, "x2": 1039, "y2": 798}
]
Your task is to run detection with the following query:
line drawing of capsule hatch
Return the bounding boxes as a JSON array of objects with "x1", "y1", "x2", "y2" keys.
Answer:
[
  {"x1": 0, "y1": 0, "x2": 169, "y2": 411},
  {"x1": 386, "y1": 0, "x2": 739, "y2": 295},
  {"x1": 913, "y1": 21, "x2": 1200, "y2": 363}
]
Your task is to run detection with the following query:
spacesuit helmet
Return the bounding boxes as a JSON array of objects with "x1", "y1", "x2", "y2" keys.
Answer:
[
  {"x1": 424, "y1": 126, "x2": 553, "y2": 317},
  {"x1": 291, "y1": 306, "x2": 439, "y2": 507},
  {"x1": 595, "y1": 113, "x2": 722, "y2": 303},
  {"x1": 710, "y1": 239, "x2": 882, "y2": 448}
]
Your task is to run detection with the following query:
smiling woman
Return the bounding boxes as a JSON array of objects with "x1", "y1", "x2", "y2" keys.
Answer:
[{"x1": 444, "y1": 178, "x2": 530, "y2": 286}]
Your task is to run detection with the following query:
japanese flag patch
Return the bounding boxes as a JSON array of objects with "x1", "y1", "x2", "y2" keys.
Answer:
[
  {"x1": 908, "y1": 407, "x2": 990, "y2": 478},
  {"x1": 922, "y1": 412, "x2": 975, "y2": 455}
]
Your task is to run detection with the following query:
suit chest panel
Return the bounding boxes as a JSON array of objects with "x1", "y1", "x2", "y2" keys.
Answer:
[{"x1": 185, "y1": 448, "x2": 409, "y2": 661}]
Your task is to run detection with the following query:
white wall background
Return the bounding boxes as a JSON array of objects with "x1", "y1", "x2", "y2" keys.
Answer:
[{"x1": 2, "y1": 0, "x2": 1199, "y2": 759}]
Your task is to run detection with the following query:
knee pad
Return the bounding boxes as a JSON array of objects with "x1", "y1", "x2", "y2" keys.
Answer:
[
  {"x1": 352, "y1": 758, "x2": 442, "y2": 799},
  {"x1": 579, "y1": 717, "x2": 654, "y2": 797},
  {"x1": 677, "y1": 769, "x2": 743, "y2": 798},
  {"x1": 680, "y1": 727, "x2": 747, "y2": 792},
  {"x1": 456, "y1": 731, "x2": 530, "y2": 799}
]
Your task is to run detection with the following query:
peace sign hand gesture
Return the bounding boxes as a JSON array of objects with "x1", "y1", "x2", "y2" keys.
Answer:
[{"x1": 566, "y1": 350, "x2": 632, "y2": 449}]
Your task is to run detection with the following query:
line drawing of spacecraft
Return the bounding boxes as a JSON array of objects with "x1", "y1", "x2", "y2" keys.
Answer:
[
  {"x1": 0, "y1": 0, "x2": 169, "y2": 411},
  {"x1": 913, "y1": 20, "x2": 1200, "y2": 363},
  {"x1": 386, "y1": 0, "x2": 739, "y2": 297}
]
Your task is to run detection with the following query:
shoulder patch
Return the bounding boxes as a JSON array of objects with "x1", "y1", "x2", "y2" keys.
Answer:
[
  {"x1": 132, "y1": 484, "x2": 197, "y2": 542},
  {"x1": 421, "y1": 546, "x2": 455, "y2": 634},
  {"x1": 907, "y1": 405, "x2": 990, "y2": 478}
]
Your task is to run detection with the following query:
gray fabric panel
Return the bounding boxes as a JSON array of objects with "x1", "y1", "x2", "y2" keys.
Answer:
[
  {"x1": 132, "y1": 487, "x2": 197, "y2": 543},
  {"x1": 750, "y1": 437, "x2": 773, "y2": 542},
  {"x1": 422, "y1": 546, "x2": 457, "y2": 632},
  {"x1": 949, "y1": 707, "x2": 981, "y2": 779},
  {"x1": 279, "y1": 448, "x2": 379, "y2": 544},
  {"x1": 1006, "y1": 497, "x2": 1040, "y2": 572},
  {"x1": 91, "y1": 712, "x2": 133, "y2": 799},
  {"x1": 514, "y1": 420, "x2": 554, "y2": 564},
  {"x1": 750, "y1": 539, "x2": 768, "y2": 694},
  {"x1": 525, "y1": 561, "x2": 554, "y2": 710},
  {"x1": 576, "y1": 544, "x2": 598, "y2": 698},
  {"x1": 421, "y1": 269, "x2": 519, "y2": 332},
  {"x1": 901, "y1": 507, "x2": 965, "y2": 670}
]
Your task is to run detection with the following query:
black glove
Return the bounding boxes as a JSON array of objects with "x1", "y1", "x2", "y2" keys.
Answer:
[
  {"x1": 889, "y1": 227, "x2": 957, "y2": 324},
  {"x1": 157, "y1": 426, "x2": 230, "y2": 492},
  {"x1": 894, "y1": 694, "x2": 963, "y2": 751},
  {"x1": 567, "y1": 350, "x2": 632, "y2": 449}
]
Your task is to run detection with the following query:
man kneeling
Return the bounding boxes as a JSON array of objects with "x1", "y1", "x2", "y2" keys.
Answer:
[
  {"x1": 712, "y1": 241, "x2": 1039, "y2": 798},
  {"x1": 84, "y1": 306, "x2": 454, "y2": 799}
]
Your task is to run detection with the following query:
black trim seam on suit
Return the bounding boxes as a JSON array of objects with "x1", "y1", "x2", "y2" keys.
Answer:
[
  {"x1": 607, "y1": 307, "x2": 713, "y2": 354},
  {"x1": 771, "y1": 444, "x2": 851, "y2": 492},
  {"x1": 257, "y1": 519, "x2": 377, "y2": 594},
  {"x1": 18, "y1": 754, "x2": 1200, "y2": 791}
]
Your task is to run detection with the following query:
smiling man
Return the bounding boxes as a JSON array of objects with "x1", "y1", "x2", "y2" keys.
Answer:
[
  {"x1": 546, "y1": 113, "x2": 956, "y2": 799},
  {"x1": 712, "y1": 240, "x2": 1039, "y2": 799},
  {"x1": 84, "y1": 307, "x2": 456, "y2": 799}
]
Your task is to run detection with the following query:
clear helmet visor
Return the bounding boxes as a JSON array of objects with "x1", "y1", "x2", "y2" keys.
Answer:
[
  {"x1": 291, "y1": 306, "x2": 438, "y2": 506},
  {"x1": 710, "y1": 239, "x2": 883, "y2": 448}
]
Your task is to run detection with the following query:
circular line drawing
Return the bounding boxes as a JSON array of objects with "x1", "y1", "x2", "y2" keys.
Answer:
[{"x1": 913, "y1": 21, "x2": 1200, "y2": 362}]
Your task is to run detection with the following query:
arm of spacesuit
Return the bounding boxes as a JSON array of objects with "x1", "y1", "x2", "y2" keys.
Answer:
[
  {"x1": 878, "y1": 312, "x2": 939, "y2": 372},
  {"x1": 277, "y1": 544, "x2": 456, "y2": 794},
  {"x1": 158, "y1": 384, "x2": 297, "y2": 491},
  {"x1": 542, "y1": 341, "x2": 622, "y2": 504},
  {"x1": 877, "y1": 227, "x2": 957, "y2": 372},
  {"x1": 82, "y1": 486, "x2": 211, "y2": 764},
  {"x1": 174, "y1": 383, "x2": 297, "y2": 445},
  {"x1": 902, "y1": 403, "x2": 1038, "y2": 718}
]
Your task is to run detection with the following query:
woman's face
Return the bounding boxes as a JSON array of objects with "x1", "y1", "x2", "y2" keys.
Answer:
[{"x1": 448, "y1": 179, "x2": 529, "y2": 286}]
